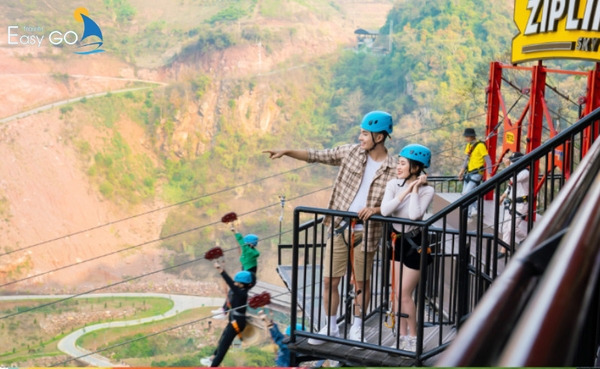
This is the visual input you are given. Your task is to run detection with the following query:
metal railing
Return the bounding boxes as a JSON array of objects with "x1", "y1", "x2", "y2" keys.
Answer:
[
  {"x1": 437, "y1": 111, "x2": 600, "y2": 366},
  {"x1": 426, "y1": 176, "x2": 462, "y2": 194},
  {"x1": 283, "y1": 107, "x2": 600, "y2": 366},
  {"x1": 284, "y1": 208, "x2": 505, "y2": 366}
]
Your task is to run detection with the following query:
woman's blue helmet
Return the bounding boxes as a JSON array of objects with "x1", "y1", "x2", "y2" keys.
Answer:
[
  {"x1": 234, "y1": 271, "x2": 253, "y2": 285},
  {"x1": 243, "y1": 234, "x2": 259, "y2": 246},
  {"x1": 399, "y1": 144, "x2": 431, "y2": 168},
  {"x1": 285, "y1": 323, "x2": 305, "y2": 336},
  {"x1": 360, "y1": 111, "x2": 393, "y2": 135}
]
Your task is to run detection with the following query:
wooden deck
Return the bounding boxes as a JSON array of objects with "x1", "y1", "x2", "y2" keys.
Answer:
[{"x1": 290, "y1": 311, "x2": 456, "y2": 367}]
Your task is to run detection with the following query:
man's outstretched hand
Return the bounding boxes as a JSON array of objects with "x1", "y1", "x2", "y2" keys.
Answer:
[{"x1": 262, "y1": 150, "x2": 286, "y2": 159}]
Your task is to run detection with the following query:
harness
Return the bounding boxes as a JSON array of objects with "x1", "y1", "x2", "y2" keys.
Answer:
[
  {"x1": 332, "y1": 218, "x2": 364, "y2": 319},
  {"x1": 504, "y1": 196, "x2": 528, "y2": 219},
  {"x1": 464, "y1": 141, "x2": 485, "y2": 182},
  {"x1": 385, "y1": 232, "x2": 398, "y2": 333},
  {"x1": 348, "y1": 219, "x2": 362, "y2": 308},
  {"x1": 230, "y1": 319, "x2": 244, "y2": 340},
  {"x1": 504, "y1": 171, "x2": 529, "y2": 219}
]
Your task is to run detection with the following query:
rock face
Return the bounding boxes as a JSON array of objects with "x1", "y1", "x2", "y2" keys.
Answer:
[
  {"x1": 156, "y1": 79, "x2": 281, "y2": 160},
  {"x1": 0, "y1": 0, "x2": 394, "y2": 291}
]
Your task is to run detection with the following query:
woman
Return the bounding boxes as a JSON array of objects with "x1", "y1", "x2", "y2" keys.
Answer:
[
  {"x1": 201, "y1": 264, "x2": 253, "y2": 367},
  {"x1": 380, "y1": 144, "x2": 435, "y2": 352}
]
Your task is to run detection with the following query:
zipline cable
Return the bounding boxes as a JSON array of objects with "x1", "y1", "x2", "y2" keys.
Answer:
[
  {"x1": 0, "y1": 186, "x2": 331, "y2": 289},
  {"x1": 0, "y1": 164, "x2": 316, "y2": 257}
]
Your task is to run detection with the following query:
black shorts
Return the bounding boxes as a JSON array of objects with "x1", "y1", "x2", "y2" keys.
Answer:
[
  {"x1": 387, "y1": 231, "x2": 433, "y2": 270},
  {"x1": 245, "y1": 267, "x2": 257, "y2": 288}
]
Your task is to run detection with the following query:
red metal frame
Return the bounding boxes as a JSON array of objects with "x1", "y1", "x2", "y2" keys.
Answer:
[
  {"x1": 582, "y1": 63, "x2": 600, "y2": 156},
  {"x1": 483, "y1": 61, "x2": 600, "y2": 215}
]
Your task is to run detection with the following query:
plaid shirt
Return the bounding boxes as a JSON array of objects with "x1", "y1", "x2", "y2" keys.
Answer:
[{"x1": 307, "y1": 144, "x2": 397, "y2": 251}]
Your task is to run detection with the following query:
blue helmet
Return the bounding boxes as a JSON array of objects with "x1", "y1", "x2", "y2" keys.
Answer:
[
  {"x1": 360, "y1": 111, "x2": 393, "y2": 135},
  {"x1": 234, "y1": 271, "x2": 253, "y2": 285},
  {"x1": 399, "y1": 144, "x2": 431, "y2": 168},
  {"x1": 285, "y1": 323, "x2": 305, "y2": 336},
  {"x1": 243, "y1": 234, "x2": 259, "y2": 246}
]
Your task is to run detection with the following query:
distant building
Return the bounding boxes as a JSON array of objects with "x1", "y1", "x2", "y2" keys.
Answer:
[
  {"x1": 354, "y1": 28, "x2": 391, "y2": 54},
  {"x1": 354, "y1": 28, "x2": 379, "y2": 49}
]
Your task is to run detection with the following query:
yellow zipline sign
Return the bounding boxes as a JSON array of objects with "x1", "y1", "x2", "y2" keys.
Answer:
[{"x1": 512, "y1": 0, "x2": 600, "y2": 64}]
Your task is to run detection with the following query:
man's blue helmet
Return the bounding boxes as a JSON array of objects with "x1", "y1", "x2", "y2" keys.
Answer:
[
  {"x1": 244, "y1": 234, "x2": 259, "y2": 246},
  {"x1": 234, "y1": 271, "x2": 253, "y2": 285},
  {"x1": 285, "y1": 323, "x2": 305, "y2": 336},
  {"x1": 360, "y1": 111, "x2": 393, "y2": 135},
  {"x1": 399, "y1": 144, "x2": 432, "y2": 168}
]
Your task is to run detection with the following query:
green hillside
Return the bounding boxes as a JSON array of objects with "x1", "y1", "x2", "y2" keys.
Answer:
[
  {"x1": 325, "y1": 0, "x2": 516, "y2": 172},
  {"x1": 19, "y1": 0, "x2": 588, "y2": 283},
  {"x1": 59, "y1": 0, "x2": 526, "y2": 280}
]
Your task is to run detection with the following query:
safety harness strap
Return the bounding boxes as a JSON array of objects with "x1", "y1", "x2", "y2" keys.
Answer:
[
  {"x1": 348, "y1": 219, "x2": 362, "y2": 298},
  {"x1": 231, "y1": 320, "x2": 243, "y2": 340},
  {"x1": 385, "y1": 232, "x2": 398, "y2": 332}
]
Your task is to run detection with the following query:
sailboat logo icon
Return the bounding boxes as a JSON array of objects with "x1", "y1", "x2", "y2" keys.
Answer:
[{"x1": 73, "y1": 7, "x2": 104, "y2": 55}]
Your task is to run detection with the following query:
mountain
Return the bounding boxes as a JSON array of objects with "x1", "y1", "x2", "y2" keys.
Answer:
[
  {"x1": 0, "y1": 0, "x2": 394, "y2": 291},
  {"x1": 1, "y1": 0, "x2": 586, "y2": 294}
]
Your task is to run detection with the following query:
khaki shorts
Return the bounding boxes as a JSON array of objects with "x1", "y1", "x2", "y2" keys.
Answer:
[{"x1": 322, "y1": 231, "x2": 376, "y2": 281}]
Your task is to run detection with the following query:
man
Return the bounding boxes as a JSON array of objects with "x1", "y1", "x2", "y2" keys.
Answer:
[
  {"x1": 457, "y1": 128, "x2": 493, "y2": 217},
  {"x1": 498, "y1": 152, "x2": 529, "y2": 258},
  {"x1": 263, "y1": 111, "x2": 396, "y2": 346}
]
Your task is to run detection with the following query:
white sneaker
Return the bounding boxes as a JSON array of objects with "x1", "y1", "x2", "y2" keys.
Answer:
[
  {"x1": 404, "y1": 336, "x2": 417, "y2": 352},
  {"x1": 308, "y1": 325, "x2": 340, "y2": 345},
  {"x1": 390, "y1": 335, "x2": 408, "y2": 350},
  {"x1": 211, "y1": 307, "x2": 225, "y2": 315},
  {"x1": 200, "y1": 357, "x2": 212, "y2": 367},
  {"x1": 349, "y1": 325, "x2": 365, "y2": 349},
  {"x1": 213, "y1": 313, "x2": 226, "y2": 320}
]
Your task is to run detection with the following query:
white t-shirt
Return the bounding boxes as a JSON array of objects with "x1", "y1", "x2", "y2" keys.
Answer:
[{"x1": 347, "y1": 155, "x2": 382, "y2": 231}]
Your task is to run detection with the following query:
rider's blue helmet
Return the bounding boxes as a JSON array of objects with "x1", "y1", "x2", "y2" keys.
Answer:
[
  {"x1": 399, "y1": 144, "x2": 432, "y2": 168},
  {"x1": 243, "y1": 234, "x2": 259, "y2": 246},
  {"x1": 285, "y1": 323, "x2": 305, "y2": 336},
  {"x1": 234, "y1": 271, "x2": 253, "y2": 285},
  {"x1": 360, "y1": 111, "x2": 393, "y2": 136}
]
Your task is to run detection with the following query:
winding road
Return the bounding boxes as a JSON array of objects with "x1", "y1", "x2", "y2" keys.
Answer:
[
  {"x1": 0, "y1": 74, "x2": 167, "y2": 124},
  {"x1": 0, "y1": 293, "x2": 224, "y2": 367},
  {"x1": 0, "y1": 87, "x2": 152, "y2": 125}
]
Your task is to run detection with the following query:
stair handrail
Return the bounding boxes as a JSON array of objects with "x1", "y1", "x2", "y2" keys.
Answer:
[
  {"x1": 436, "y1": 110, "x2": 600, "y2": 366},
  {"x1": 498, "y1": 165, "x2": 600, "y2": 366}
]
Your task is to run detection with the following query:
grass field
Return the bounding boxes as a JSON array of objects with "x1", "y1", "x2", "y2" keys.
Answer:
[
  {"x1": 0, "y1": 296, "x2": 173, "y2": 364},
  {"x1": 76, "y1": 306, "x2": 276, "y2": 367}
]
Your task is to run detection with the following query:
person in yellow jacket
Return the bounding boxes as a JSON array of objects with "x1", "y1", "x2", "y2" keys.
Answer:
[{"x1": 457, "y1": 128, "x2": 492, "y2": 218}]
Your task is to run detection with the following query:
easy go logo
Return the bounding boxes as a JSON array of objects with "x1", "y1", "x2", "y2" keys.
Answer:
[
  {"x1": 71, "y1": 7, "x2": 104, "y2": 54},
  {"x1": 6, "y1": 7, "x2": 105, "y2": 55}
]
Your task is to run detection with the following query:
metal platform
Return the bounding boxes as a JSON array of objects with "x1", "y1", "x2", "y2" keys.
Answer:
[
  {"x1": 432, "y1": 192, "x2": 540, "y2": 234},
  {"x1": 289, "y1": 311, "x2": 456, "y2": 367},
  {"x1": 277, "y1": 261, "x2": 386, "y2": 331}
]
